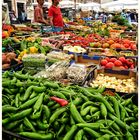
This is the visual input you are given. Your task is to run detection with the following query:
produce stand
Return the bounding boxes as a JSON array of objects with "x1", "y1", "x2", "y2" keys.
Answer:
[{"x1": 2, "y1": 9, "x2": 138, "y2": 140}]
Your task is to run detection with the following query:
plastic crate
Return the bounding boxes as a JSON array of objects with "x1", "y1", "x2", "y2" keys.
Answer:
[{"x1": 41, "y1": 26, "x2": 63, "y2": 33}]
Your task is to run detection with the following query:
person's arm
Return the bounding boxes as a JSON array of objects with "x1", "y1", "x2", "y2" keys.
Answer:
[
  {"x1": 34, "y1": 8, "x2": 48, "y2": 24},
  {"x1": 49, "y1": 16, "x2": 54, "y2": 26}
]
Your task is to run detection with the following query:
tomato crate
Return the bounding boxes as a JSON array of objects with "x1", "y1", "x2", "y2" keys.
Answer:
[{"x1": 99, "y1": 56, "x2": 137, "y2": 73}]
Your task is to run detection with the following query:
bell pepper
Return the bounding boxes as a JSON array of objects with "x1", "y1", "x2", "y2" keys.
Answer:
[{"x1": 29, "y1": 47, "x2": 38, "y2": 54}]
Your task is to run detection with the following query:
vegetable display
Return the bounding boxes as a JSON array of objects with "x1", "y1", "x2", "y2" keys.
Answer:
[
  {"x1": 2, "y1": 71, "x2": 138, "y2": 140},
  {"x1": 90, "y1": 74, "x2": 137, "y2": 93}
]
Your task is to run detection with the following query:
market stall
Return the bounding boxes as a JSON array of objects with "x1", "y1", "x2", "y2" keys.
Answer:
[{"x1": 2, "y1": 2, "x2": 138, "y2": 139}]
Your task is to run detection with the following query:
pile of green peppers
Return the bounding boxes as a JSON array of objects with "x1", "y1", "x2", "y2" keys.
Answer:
[{"x1": 2, "y1": 71, "x2": 138, "y2": 140}]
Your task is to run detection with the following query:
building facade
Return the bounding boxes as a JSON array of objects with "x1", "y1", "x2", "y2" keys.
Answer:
[{"x1": 3, "y1": 0, "x2": 27, "y2": 18}]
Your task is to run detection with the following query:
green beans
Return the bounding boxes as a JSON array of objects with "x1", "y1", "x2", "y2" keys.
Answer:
[
  {"x1": 63, "y1": 125, "x2": 78, "y2": 140},
  {"x1": 49, "y1": 107, "x2": 67, "y2": 124},
  {"x1": 83, "y1": 127, "x2": 101, "y2": 138},
  {"x1": 70, "y1": 102, "x2": 86, "y2": 123},
  {"x1": 33, "y1": 93, "x2": 44, "y2": 114},
  {"x1": 100, "y1": 103, "x2": 107, "y2": 119},
  {"x1": 74, "y1": 129, "x2": 84, "y2": 140},
  {"x1": 19, "y1": 132, "x2": 54, "y2": 140}
]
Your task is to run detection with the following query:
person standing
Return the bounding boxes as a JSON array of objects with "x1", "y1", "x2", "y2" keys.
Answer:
[
  {"x1": 126, "y1": 10, "x2": 131, "y2": 24},
  {"x1": 48, "y1": 0, "x2": 64, "y2": 32},
  {"x1": 34, "y1": 0, "x2": 48, "y2": 24},
  {"x1": 21, "y1": 10, "x2": 27, "y2": 22}
]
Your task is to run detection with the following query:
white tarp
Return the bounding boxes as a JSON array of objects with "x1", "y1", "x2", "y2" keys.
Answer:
[
  {"x1": 32, "y1": 1, "x2": 79, "y2": 8},
  {"x1": 101, "y1": 0, "x2": 138, "y2": 10},
  {"x1": 80, "y1": 2, "x2": 100, "y2": 11}
]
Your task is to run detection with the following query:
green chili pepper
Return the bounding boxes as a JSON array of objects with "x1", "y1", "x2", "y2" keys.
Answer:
[
  {"x1": 74, "y1": 129, "x2": 84, "y2": 140},
  {"x1": 42, "y1": 105, "x2": 51, "y2": 121},
  {"x1": 56, "y1": 124, "x2": 65, "y2": 138},
  {"x1": 19, "y1": 132, "x2": 53, "y2": 140},
  {"x1": 100, "y1": 103, "x2": 107, "y2": 119},
  {"x1": 44, "y1": 81, "x2": 59, "y2": 88},
  {"x1": 24, "y1": 117, "x2": 36, "y2": 132},
  {"x1": 33, "y1": 93, "x2": 44, "y2": 114},
  {"x1": 72, "y1": 97, "x2": 83, "y2": 106},
  {"x1": 109, "y1": 96, "x2": 120, "y2": 119},
  {"x1": 15, "y1": 93, "x2": 20, "y2": 108},
  {"x1": 30, "y1": 106, "x2": 42, "y2": 120},
  {"x1": 49, "y1": 107, "x2": 67, "y2": 124},
  {"x1": 63, "y1": 125, "x2": 78, "y2": 140},
  {"x1": 83, "y1": 127, "x2": 101, "y2": 138},
  {"x1": 70, "y1": 115, "x2": 75, "y2": 125},
  {"x1": 50, "y1": 91, "x2": 67, "y2": 99},
  {"x1": 23, "y1": 86, "x2": 33, "y2": 101},
  {"x1": 92, "y1": 94, "x2": 114, "y2": 114},
  {"x1": 90, "y1": 106, "x2": 99, "y2": 115},
  {"x1": 70, "y1": 102, "x2": 86, "y2": 123},
  {"x1": 36, "y1": 119, "x2": 49, "y2": 130},
  {"x1": 5, "y1": 120, "x2": 22, "y2": 130},
  {"x1": 2, "y1": 105, "x2": 18, "y2": 113},
  {"x1": 97, "y1": 134, "x2": 111, "y2": 140},
  {"x1": 80, "y1": 106, "x2": 92, "y2": 116},
  {"x1": 2, "y1": 108, "x2": 32, "y2": 125},
  {"x1": 19, "y1": 96, "x2": 39, "y2": 110},
  {"x1": 32, "y1": 86, "x2": 46, "y2": 93}
]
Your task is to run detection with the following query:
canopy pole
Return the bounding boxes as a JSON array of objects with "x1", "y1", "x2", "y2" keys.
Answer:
[{"x1": 74, "y1": 0, "x2": 76, "y2": 19}]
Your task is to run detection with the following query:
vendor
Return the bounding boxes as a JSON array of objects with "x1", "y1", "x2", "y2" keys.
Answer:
[
  {"x1": 48, "y1": 0, "x2": 64, "y2": 32},
  {"x1": 34, "y1": 0, "x2": 48, "y2": 24}
]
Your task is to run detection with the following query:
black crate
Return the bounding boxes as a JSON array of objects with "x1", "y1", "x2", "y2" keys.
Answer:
[{"x1": 2, "y1": 129, "x2": 30, "y2": 140}]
